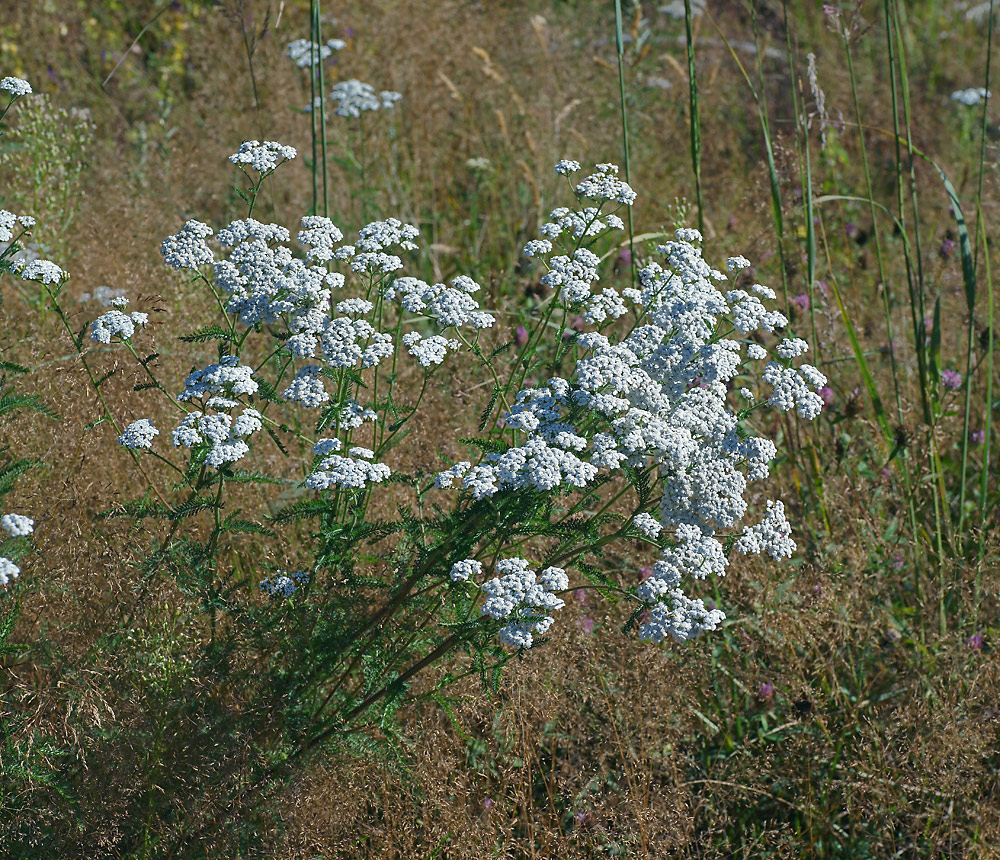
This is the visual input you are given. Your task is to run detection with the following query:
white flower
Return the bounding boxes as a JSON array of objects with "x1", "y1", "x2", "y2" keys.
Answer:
[
  {"x1": 573, "y1": 162, "x2": 636, "y2": 205},
  {"x1": 775, "y1": 337, "x2": 809, "y2": 359},
  {"x1": 554, "y1": 159, "x2": 581, "y2": 175},
  {"x1": 305, "y1": 446, "x2": 391, "y2": 491},
  {"x1": 228, "y1": 139, "x2": 297, "y2": 173},
  {"x1": 735, "y1": 499, "x2": 795, "y2": 560},
  {"x1": 633, "y1": 513, "x2": 662, "y2": 539},
  {"x1": 281, "y1": 366, "x2": 329, "y2": 408},
  {"x1": 401, "y1": 332, "x2": 460, "y2": 367},
  {"x1": 178, "y1": 356, "x2": 258, "y2": 402},
  {"x1": 18, "y1": 259, "x2": 65, "y2": 284},
  {"x1": 0, "y1": 76, "x2": 31, "y2": 97},
  {"x1": 951, "y1": 87, "x2": 990, "y2": 106},
  {"x1": 91, "y1": 306, "x2": 148, "y2": 343},
  {"x1": 286, "y1": 38, "x2": 344, "y2": 68},
  {"x1": 727, "y1": 255, "x2": 752, "y2": 272},
  {"x1": 481, "y1": 559, "x2": 568, "y2": 649},
  {"x1": 434, "y1": 461, "x2": 470, "y2": 489},
  {"x1": 747, "y1": 343, "x2": 768, "y2": 360},
  {"x1": 1, "y1": 514, "x2": 33, "y2": 537},
  {"x1": 449, "y1": 559, "x2": 482, "y2": 582},
  {"x1": 161, "y1": 220, "x2": 214, "y2": 270},
  {"x1": 329, "y1": 80, "x2": 402, "y2": 117},
  {"x1": 0, "y1": 557, "x2": 20, "y2": 586},
  {"x1": 119, "y1": 419, "x2": 159, "y2": 450},
  {"x1": 260, "y1": 569, "x2": 309, "y2": 598}
]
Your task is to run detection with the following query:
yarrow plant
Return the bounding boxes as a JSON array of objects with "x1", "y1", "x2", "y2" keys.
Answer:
[{"x1": 91, "y1": 144, "x2": 820, "y2": 784}]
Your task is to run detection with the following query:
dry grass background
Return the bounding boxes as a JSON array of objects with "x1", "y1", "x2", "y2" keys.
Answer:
[{"x1": 1, "y1": 0, "x2": 999, "y2": 857}]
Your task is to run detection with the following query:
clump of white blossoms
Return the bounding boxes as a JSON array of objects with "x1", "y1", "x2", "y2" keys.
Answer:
[
  {"x1": 91, "y1": 297, "x2": 148, "y2": 344},
  {"x1": 260, "y1": 569, "x2": 310, "y2": 599},
  {"x1": 328, "y1": 80, "x2": 402, "y2": 117},
  {"x1": 119, "y1": 419, "x2": 159, "y2": 450},
  {"x1": 435, "y1": 159, "x2": 824, "y2": 647},
  {"x1": 480, "y1": 559, "x2": 569, "y2": 650},
  {"x1": 951, "y1": 87, "x2": 991, "y2": 106},
  {"x1": 0, "y1": 76, "x2": 31, "y2": 98},
  {"x1": 286, "y1": 38, "x2": 345, "y2": 68},
  {"x1": 0, "y1": 209, "x2": 36, "y2": 243},
  {"x1": 1, "y1": 514, "x2": 33, "y2": 537},
  {"x1": 228, "y1": 140, "x2": 297, "y2": 174}
]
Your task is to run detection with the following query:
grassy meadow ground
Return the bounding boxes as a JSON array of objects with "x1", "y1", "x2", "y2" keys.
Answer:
[{"x1": 1, "y1": 0, "x2": 999, "y2": 857}]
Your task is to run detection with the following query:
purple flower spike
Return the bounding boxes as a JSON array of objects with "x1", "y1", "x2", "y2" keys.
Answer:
[
  {"x1": 514, "y1": 325, "x2": 529, "y2": 347},
  {"x1": 942, "y1": 369, "x2": 962, "y2": 390},
  {"x1": 758, "y1": 681, "x2": 774, "y2": 702},
  {"x1": 967, "y1": 633, "x2": 984, "y2": 651}
]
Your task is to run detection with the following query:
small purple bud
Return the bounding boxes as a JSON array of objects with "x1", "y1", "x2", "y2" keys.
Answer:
[
  {"x1": 890, "y1": 554, "x2": 904, "y2": 570},
  {"x1": 618, "y1": 247, "x2": 632, "y2": 266},
  {"x1": 639, "y1": 565, "x2": 653, "y2": 582},
  {"x1": 924, "y1": 315, "x2": 933, "y2": 333},
  {"x1": 570, "y1": 315, "x2": 585, "y2": 332},
  {"x1": 966, "y1": 633, "x2": 984, "y2": 651},
  {"x1": 514, "y1": 325, "x2": 529, "y2": 347},
  {"x1": 758, "y1": 681, "x2": 774, "y2": 702},
  {"x1": 792, "y1": 293, "x2": 810, "y2": 312},
  {"x1": 845, "y1": 221, "x2": 859, "y2": 238},
  {"x1": 573, "y1": 588, "x2": 590, "y2": 605},
  {"x1": 942, "y1": 369, "x2": 962, "y2": 390},
  {"x1": 818, "y1": 386, "x2": 835, "y2": 406},
  {"x1": 482, "y1": 797, "x2": 494, "y2": 809},
  {"x1": 971, "y1": 428, "x2": 986, "y2": 446},
  {"x1": 939, "y1": 237, "x2": 956, "y2": 260},
  {"x1": 577, "y1": 616, "x2": 595, "y2": 635}
]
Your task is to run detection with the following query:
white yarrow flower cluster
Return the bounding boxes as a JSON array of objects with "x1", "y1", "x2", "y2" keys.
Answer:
[
  {"x1": 119, "y1": 419, "x2": 159, "y2": 450},
  {"x1": 91, "y1": 297, "x2": 148, "y2": 343},
  {"x1": 260, "y1": 569, "x2": 310, "y2": 598},
  {"x1": 329, "y1": 80, "x2": 402, "y2": 117},
  {"x1": 0, "y1": 209, "x2": 35, "y2": 243},
  {"x1": 1, "y1": 514, "x2": 33, "y2": 537},
  {"x1": 286, "y1": 38, "x2": 345, "y2": 68},
  {"x1": 305, "y1": 443, "x2": 391, "y2": 491},
  {"x1": 228, "y1": 139, "x2": 297, "y2": 174},
  {"x1": 16, "y1": 258, "x2": 65, "y2": 284},
  {"x1": 951, "y1": 87, "x2": 990, "y2": 106},
  {"x1": 437, "y1": 160, "x2": 822, "y2": 645},
  {"x1": 0, "y1": 76, "x2": 31, "y2": 97},
  {"x1": 449, "y1": 558, "x2": 482, "y2": 582},
  {"x1": 480, "y1": 558, "x2": 569, "y2": 649},
  {"x1": 0, "y1": 557, "x2": 19, "y2": 587}
]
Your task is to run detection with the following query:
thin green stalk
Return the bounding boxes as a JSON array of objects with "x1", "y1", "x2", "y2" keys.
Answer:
[
  {"x1": 960, "y1": 0, "x2": 994, "y2": 537},
  {"x1": 976, "y1": 212, "x2": 993, "y2": 571},
  {"x1": 313, "y1": 0, "x2": 329, "y2": 217},
  {"x1": 683, "y1": 0, "x2": 704, "y2": 237},
  {"x1": 613, "y1": 0, "x2": 636, "y2": 287},
  {"x1": 748, "y1": 2, "x2": 788, "y2": 311}
]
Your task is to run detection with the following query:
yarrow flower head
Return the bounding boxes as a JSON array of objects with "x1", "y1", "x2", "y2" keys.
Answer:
[
  {"x1": 16, "y1": 258, "x2": 65, "y2": 285},
  {"x1": 329, "y1": 80, "x2": 402, "y2": 117},
  {"x1": 260, "y1": 569, "x2": 310, "y2": 598},
  {"x1": 0, "y1": 76, "x2": 31, "y2": 98},
  {"x1": 951, "y1": 87, "x2": 991, "y2": 106},
  {"x1": 0, "y1": 557, "x2": 19, "y2": 587},
  {"x1": 228, "y1": 139, "x2": 297, "y2": 174},
  {"x1": 0, "y1": 209, "x2": 35, "y2": 243},
  {"x1": 480, "y1": 559, "x2": 569, "y2": 649},
  {"x1": 1, "y1": 513, "x2": 33, "y2": 537},
  {"x1": 91, "y1": 298, "x2": 148, "y2": 343},
  {"x1": 286, "y1": 38, "x2": 345, "y2": 68},
  {"x1": 119, "y1": 419, "x2": 159, "y2": 450}
]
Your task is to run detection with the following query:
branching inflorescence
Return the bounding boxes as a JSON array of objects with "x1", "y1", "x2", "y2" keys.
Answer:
[{"x1": 104, "y1": 142, "x2": 820, "y2": 662}]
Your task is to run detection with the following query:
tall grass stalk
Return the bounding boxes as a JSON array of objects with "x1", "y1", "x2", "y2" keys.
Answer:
[
  {"x1": 960, "y1": 0, "x2": 995, "y2": 538},
  {"x1": 613, "y1": 0, "x2": 636, "y2": 286},
  {"x1": 747, "y1": 2, "x2": 788, "y2": 312},
  {"x1": 682, "y1": 0, "x2": 704, "y2": 237},
  {"x1": 976, "y1": 211, "x2": 994, "y2": 570},
  {"x1": 311, "y1": 0, "x2": 329, "y2": 217}
]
